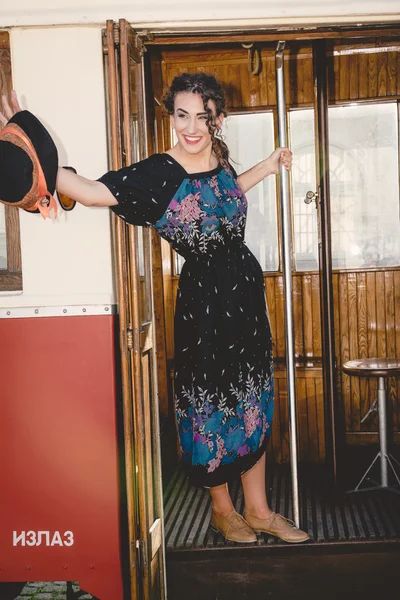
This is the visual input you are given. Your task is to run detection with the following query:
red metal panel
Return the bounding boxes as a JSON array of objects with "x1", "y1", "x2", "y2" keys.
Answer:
[{"x1": 0, "y1": 315, "x2": 124, "y2": 600}]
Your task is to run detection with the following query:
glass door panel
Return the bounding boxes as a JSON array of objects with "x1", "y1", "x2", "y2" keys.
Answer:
[
  {"x1": 329, "y1": 103, "x2": 400, "y2": 269},
  {"x1": 224, "y1": 112, "x2": 278, "y2": 272},
  {"x1": 290, "y1": 103, "x2": 400, "y2": 272},
  {"x1": 289, "y1": 109, "x2": 319, "y2": 271}
]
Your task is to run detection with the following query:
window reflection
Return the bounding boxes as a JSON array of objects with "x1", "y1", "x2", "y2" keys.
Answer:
[
  {"x1": 329, "y1": 103, "x2": 400, "y2": 269},
  {"x1": 289, "y1": 109, "x2": 319, "y2": 271},
  {"x1": 225, "y1": 112, "x2": 279, "y2": 272},
  {"x1": 290, "y1": 103, "x2": 400, "y2": 271}
]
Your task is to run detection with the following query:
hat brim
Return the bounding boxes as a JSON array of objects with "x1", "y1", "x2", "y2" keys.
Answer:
[
  {"x1": 10, "y1": 111, "x2": 58, "y2": 195},
  {"x1": 0, "y1": 110, "x2": 58, "y2": 210}
]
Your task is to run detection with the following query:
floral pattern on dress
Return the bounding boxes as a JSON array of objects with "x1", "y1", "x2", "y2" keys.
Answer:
[
  {"x1": 154, "y1": 169, "x2": 247, "y2": 256},
  {"x1": 176, "y1": 363, "x2": 274, "y2": 475}
]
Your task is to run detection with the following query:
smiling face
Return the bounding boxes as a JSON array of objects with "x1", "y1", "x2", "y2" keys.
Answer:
[{"x1": 170, "y1": 91, "x2": 224, "y2": 157}]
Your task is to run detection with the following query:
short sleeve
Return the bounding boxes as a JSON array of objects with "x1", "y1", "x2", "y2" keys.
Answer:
[{"x1": 98, "y1": 154, "x2": 184, "y2": 226}]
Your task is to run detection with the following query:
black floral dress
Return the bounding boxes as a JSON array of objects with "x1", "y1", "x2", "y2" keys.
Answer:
[{"x1": 99, "y1": 154, "x2": 274, "y2": 488}]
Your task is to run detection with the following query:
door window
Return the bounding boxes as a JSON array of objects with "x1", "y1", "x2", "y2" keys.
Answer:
[
  {"x1": 290, "y1": 102, "x2": 400, "y2": 271},
  {"x1": 289, "y1": 109, "x2": 319, "y2": 271},
  {"x1": 329, "y1": 102, "x2": 400, "y2": 269},
  {"x1": 224, "y1": 112, "x2": 279, "y2": 272}
]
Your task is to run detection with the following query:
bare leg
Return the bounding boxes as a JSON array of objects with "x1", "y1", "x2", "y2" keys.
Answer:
[
  {"x1": 209, "y1": 481, "x2": 257, "y2": 543},
  {"x1": 241, "y1": 451, "x2": 309, "y2": 542},
  {"x1": 241, "y1": 451, "x2": 273, "y2": 519},
  {"x1": 209, "y1": 482, "x2": 235, "y2": 516}
]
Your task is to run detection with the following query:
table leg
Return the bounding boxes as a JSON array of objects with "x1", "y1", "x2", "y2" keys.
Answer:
[{"x1": 377, "y1": 376, "x2": 388, "y2": 487}]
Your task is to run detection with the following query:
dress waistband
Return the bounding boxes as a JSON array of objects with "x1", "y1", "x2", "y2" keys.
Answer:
[{"x1": 183, "y1": 238, "x2": 247, "y2": 263}]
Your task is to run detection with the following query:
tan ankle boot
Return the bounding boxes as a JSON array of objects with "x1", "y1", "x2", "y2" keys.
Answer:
[
  {"x1": 244, "y1": 511, "x2": 309, "y2": 543},
  {"x1": 210, "y1": 509, "x2": 257, "y2": 543}
]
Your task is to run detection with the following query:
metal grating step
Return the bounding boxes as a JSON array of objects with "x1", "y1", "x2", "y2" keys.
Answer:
[{"x1": 163, "y1": 462, "x2": 400, "y2": 551}]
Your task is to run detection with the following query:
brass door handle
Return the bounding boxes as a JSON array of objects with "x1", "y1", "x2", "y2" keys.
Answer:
[{"x1": 304, "y1": 190, "x2": 318, "y2": 205}]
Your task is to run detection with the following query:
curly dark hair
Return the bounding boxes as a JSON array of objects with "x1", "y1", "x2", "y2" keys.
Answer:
[{"x1": 163, "y1": 72, "x2": 230, "y2": 168}]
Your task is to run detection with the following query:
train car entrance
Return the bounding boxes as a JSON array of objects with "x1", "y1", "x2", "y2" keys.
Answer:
[{"x1": 104, "y1": 22, "x2": 400, "y2": 599}]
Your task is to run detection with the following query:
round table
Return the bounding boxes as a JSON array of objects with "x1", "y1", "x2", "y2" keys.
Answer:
[{"x1": 342, "y1": 358, "x2": 400, "y2": 493}]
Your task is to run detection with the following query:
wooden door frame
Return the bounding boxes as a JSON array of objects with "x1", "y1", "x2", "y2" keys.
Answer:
[
  {"x1": 312, "y1": 39, "x2": 344, "y2": 486},
  {"x1": 103, "y1": 21, "x2": 140, "y2": 600},
  {"x1": 103, "y1": 20, "x2": 167, "y2": 600},
  {"x1": 139, "y1": 23, "x2": 400, "y2": 47}
]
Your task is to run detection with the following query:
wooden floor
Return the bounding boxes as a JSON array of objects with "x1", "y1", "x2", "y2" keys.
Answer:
[{"x1": 164, "y1": 458, "x2": 400, "y2": 599}]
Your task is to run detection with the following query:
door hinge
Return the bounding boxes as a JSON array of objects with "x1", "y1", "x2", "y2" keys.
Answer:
[
  {"x1": 126, "y1": 327, "x2": 140, "y2": 352},
  {"x1": 102, "y1": 30, "x2": 108, "y2": 54},
  {"x1": 113, "y1": 22, "x2": 120, "y2": 45},
  {"x1": 102, "y1": 22, "x2": 120, "y2": 54},
  {"x1": 127, "y1": 328, "x2": 134, "y2": 351}
]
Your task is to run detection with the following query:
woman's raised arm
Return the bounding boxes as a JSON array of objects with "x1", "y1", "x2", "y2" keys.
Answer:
[
  {"x1": 0, "y1": 92, "x2": 117, "y2": 208},
  {"x1": 237, "y1": 147, "x2": 292, "y2": 194},
  {"x1": 56, "y1": 167, "x2": 117, "y2": 207}
]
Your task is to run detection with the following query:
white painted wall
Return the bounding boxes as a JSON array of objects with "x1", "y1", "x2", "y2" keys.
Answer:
[
  {"x1": 0, "y1": 26, "x2": 115, "y2": 308},
  {"x1": 0, "y1": 0, "x2": 399, "y2": 27}
]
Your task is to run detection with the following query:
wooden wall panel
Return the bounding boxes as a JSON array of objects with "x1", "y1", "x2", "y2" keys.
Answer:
[
  {"x1": 162, "y1": 42, "x2": 400, "y2": 109},
  {"x1": 293, "y1": 275, "x2": 304, "y2": 356},
  {"x1": 302, "y1": 275, "x2": 313, "y2": 358},
  {"x1": 274, "y1": 277, "x2": 286, "y2": 359},
  {"x1": 276, "y1": 374, "x2": 290, "y2": 463},
  {"x1": 334, "y1": 270, "x2": 400, "y2": 444},
  {"x1": 388, "y1": 51, "x2": 397, "y2": 95},
  {"x1": 358, "y1": 53, "x2": 369, "y2": 99},
  {"x1": 349, "y1": 53, "x2": 359, "y2": 99},
  {"x1": 368, "y1": 52, "x2": 377, "y2": 98},
  {"x1": 357, "y1": 272, "x2": 369, "y2": 429},
  {"x1": 271, "y1": 368, "x2": 325, "y2": 463},
  {"x1": 332, "y1": 43, "x2": 400, "y2": 103},
  {"x1": 312, "y1": 275, "x2": 322, "y2": 357},
  {"x1": 394, "y1": 271, "x2": 400, "y2": 431},
  {"x1": 161, "y1": 46, "x2": 314, "y2": 111},
  {"x1": 306, "y1": 378, "x2": 318, "y2": 462},
  {"x1": 297, "y1": 377, "x2": 309, "y2": 460}
]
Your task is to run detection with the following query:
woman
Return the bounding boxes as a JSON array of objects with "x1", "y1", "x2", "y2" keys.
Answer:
[{"x1": 1, "y1": 73, "x2": 308, "y2": 544}]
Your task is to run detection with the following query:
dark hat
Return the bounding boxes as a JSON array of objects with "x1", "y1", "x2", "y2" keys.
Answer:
[{"x1": 0, "y1": 110, "x2": 58, "y2": 218}]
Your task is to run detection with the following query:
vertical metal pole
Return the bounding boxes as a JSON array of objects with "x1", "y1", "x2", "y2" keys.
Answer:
[
  {"x1": 377, "y1": 377, "x2": 388, "y2": 487},
  {"x1": 275, "y1": 41, "x2": 300, "y2": 528}
]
